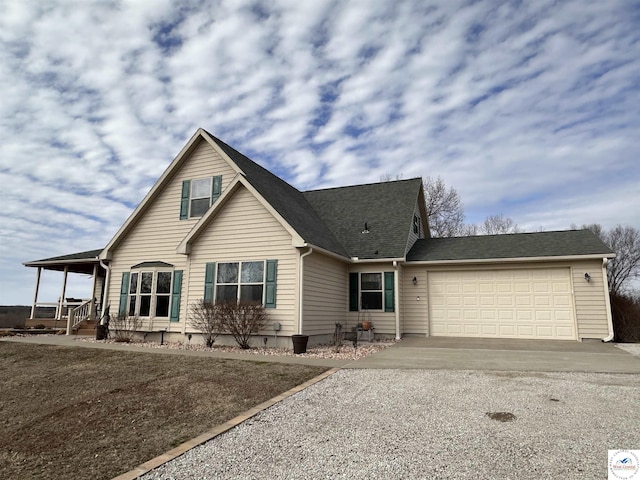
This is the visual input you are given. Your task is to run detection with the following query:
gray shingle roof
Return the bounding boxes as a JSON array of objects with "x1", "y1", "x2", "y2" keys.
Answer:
[
  {"x1": 304, "y1": 179, "x2": 423, "y2": 259},
  {"x1": 407, "y1": 230, "x2": 614, "y2": 262},
  {"x1": 208, "y1": 133, "x2": 349, "y2": 257},
  {"x1": 24, "y1": 249, "x2": 104, "y2": 264}
]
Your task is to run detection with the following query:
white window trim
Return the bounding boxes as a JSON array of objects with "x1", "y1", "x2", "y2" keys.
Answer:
[
  {"x1": 215, "y1": 260, "x2": 266, "y2": 304},
  {"x1": 128, "y1": 269, "x2": 174, "y2": 318},
  {"x1": 189, "y1": 177, "x2": 213, "y2": 218},
  {"x1": 360, "y1": 272, "x2": 384, "y2": 311}
]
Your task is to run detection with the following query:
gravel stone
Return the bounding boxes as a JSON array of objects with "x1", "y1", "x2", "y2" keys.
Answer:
[{"x1": 142, "y1": 369, "x2": 640, "y2": 480}]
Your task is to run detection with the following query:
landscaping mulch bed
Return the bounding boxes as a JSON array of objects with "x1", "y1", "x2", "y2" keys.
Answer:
[
  {"x1": 74, "y1": 337, "x2": 394, "y2": 360},
  {"x1": 0, "y1": 342, "x2": 328, "y2": 480}
]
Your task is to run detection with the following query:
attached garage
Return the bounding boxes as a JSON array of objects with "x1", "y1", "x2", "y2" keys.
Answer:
[
  {"x1": 404, "y1": 231, "x2": 616, "y2": 341},
  {"x1": 428, "y1": 268, "x2": 576, "y2": 339}
]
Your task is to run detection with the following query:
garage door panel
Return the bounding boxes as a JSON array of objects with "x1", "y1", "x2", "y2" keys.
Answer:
[{"x1": 429, "y1": 268, "x2": 576, "y2": 340}]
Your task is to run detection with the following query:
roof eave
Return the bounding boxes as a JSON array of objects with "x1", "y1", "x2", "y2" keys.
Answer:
[{"x1": 406, "y1": 253, "x2": 616, "y2": 265}]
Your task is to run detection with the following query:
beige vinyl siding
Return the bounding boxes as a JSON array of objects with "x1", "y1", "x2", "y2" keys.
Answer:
[
  {"x1": 106, "y1": 139, "x2": 238, "y2": 331},
  {"x1": 187, "y1": 185, "x2": 298, "y2": 335},
  {"x1": 405, "y1": 202, "x2": 424, "y2": 254},
  {"x1": 347, "y1": 263, "x2": 397, "y2": 336},
  {"x1": 402, "y1": 266, "x2": 429, "y2": 335},
  {"x1": 303, "y1": 252, "x2": 348, "y2": 336},
  {"x1": 571, "y1": 259, "x2": 609, "y2": 338}
]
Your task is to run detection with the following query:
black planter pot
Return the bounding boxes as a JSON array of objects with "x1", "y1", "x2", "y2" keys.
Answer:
[
  {"x1": 96, "y1": 324, "x2": 108, "y2": 341},
  {"x1": 291, "y1": 334, "x2": 309, "y2": 354}
]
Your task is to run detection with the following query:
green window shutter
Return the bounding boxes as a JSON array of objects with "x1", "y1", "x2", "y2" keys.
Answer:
[
  {"x1": 180, "y1": 180, "x2": 191, "y2": 220},
  {"x1": 170, "y1": 270, "x2": 183, "y2": 322},
  {"x1": 265, "y1": 259, "x2": 277, "y2": 308},
  {"x1": 118, "y1": 272, "x2": 130, "y2": 315},
  {"x1": 204, "y1": 262, "x2": 215, "y2": 303},
  {"x1": 349, "y1": 273, "x2": 359, "y2": 311},
  {"x1": 384, "y1": 271, "x2": 395, "y2": 312},
  {"x1": 211, "y1": 175, "x2": 222, "y2": 203}
]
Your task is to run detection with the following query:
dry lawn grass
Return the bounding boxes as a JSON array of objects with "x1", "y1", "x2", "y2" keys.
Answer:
[{"x1": 0, "y1": 342, "x2": 327, "y2": 480}]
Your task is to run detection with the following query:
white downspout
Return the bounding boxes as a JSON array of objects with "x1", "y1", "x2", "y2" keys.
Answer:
[
  {"x1": 298, "y1": 247, "x2": 313, "y2": 335},
  {"x1": 602, "y1": 258, "x2": 614, "y2": 342},
  {"x1": 393, "y1": 260, "x2": 400, "y2": 340},
  {"x1": 100, "y1": 259, "x2": 111, "y2": 324}
]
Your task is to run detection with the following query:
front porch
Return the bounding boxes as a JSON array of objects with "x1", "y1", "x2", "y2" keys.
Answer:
[{"x1": 23, "y1": 249, "x2": 107, "y2": 335}]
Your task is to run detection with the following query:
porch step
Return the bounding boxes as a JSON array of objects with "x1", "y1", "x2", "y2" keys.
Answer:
[{"x1": 74, "y1": 320, "x2": 98, "y2": 336}]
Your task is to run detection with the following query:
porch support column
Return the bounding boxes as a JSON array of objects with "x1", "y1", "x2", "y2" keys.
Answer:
[
  {"x1": 30, "y1": 267, "x2": 42, "y2": 320},
  {"x1": 90, "y1": 263, "x2": 99, "y2": 319},
  {"x1": 57, "y1": 266, "x2": 69, "y2": 320}
]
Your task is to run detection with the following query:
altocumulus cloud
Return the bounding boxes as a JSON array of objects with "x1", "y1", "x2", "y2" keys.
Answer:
[{"x1": 1, "y1": 0, "x2": 639, "y2": 303}]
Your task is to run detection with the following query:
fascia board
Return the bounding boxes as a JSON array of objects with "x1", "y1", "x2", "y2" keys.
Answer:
[
  {"x1": 101, "y1": 129, "x2": 208, "y2": 259},
  {"x1": 406, "y1": 253, "x2": 616, "y2": 266},
  {"x1": 23, "y1": 257, "x2": 101, "y2": 267}
]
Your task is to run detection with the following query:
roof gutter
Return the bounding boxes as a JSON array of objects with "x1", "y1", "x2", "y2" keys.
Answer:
[
  {"x1": 602, "y1": 257, "x2": 614, "y2": 342},
  {"x1": 406, "y1": 253, "x2": 615, "y2": 266},
  {"x1": 23, "y1": 257, "x2": 101, "y2": 267},
  {"x1": 350, "y1": 257, "x2": 406, "y2": 264}
]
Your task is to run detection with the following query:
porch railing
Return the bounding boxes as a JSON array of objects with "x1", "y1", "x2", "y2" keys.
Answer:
[{"x1": 66, "y1": 299, "x2": 95, "y2": 335}]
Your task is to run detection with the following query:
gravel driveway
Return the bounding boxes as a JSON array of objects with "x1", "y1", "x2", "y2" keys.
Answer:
[{"x1": 143, "y1": 369, "x2": 640, "y2": 479}]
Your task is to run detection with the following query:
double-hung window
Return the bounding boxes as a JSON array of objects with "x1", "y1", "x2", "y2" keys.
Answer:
[
  {"x1": 180, "y1": 175, "x2": 222, "y2": 219},
  {"x1": 360, "y1": 273, "x2": 383, "y2": 310},
  {"x1": 204, "y1": 260, "x2": 277, "y2": 307},
  {"x1": 128, "y1": 270, "x2": 173, "y2": 317},
  {"x1": 216, "y1": 261, "x2": 265, "y2": 304},
  {"x1": 349, "y1": 271, "x2": 395, "y2": 312}
]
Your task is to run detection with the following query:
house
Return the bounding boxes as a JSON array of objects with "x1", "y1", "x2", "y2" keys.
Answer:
[{"x1": 24, "y1": 128, "x2": 615, "y2": 344}]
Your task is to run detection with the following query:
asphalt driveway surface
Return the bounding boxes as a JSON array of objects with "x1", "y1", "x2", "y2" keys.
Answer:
[{"x1": 143, "y1": 368, "x2": 640, "y2": 479}]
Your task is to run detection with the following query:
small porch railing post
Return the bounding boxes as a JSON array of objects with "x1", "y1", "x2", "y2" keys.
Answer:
[{"x1": 66, "y1": 307, "x2": 74, "y2": 335}]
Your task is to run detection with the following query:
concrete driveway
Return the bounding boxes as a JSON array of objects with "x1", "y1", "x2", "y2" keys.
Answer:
[{"x1": 347, "y1": 336, "x2": 640, "y2": 373}]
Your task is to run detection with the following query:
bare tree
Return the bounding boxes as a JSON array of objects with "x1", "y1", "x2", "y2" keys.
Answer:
[
  {"x1": 606, "y1": 225, "x2": 640, "y2": 295},
  {"x1": 423, "y1": 176, "x2": 465, "y2": 237},
  {"x1": 479, "y1": 214, "x2": 521, "y2": 235},
  {"x1": 575, "y1": 223, "x2": 640, "y2": 295},
  {"x1": 189, "y1": 299, "x2": 223, "y2": 347}
]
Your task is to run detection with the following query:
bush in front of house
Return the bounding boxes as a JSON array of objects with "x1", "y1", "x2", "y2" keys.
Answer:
[
  {"x1": 110, "y1": 313, "x2": 140, "y2": 342},
  {"x1": 188, "y1": 300, "x2": 223, "y2": 348},
  {"x1": 218, "y1": 301, "x2": 266, "y2": 349}
]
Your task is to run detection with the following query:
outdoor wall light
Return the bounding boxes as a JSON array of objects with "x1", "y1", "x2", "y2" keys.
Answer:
[
  {"x1": 584, "y1": 273, "x2": 591, "y2": 282},
  {"x1": 412, "y1": 276, "x2": 418, "y2": 285}
]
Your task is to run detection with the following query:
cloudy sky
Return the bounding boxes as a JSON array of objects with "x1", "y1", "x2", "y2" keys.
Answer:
[{"x1": 1, "y1": 0, "x2": 639, "y2": 305}]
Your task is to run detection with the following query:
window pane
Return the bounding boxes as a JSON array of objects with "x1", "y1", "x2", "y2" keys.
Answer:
[
  {"x1": 217, "y1": 263, "x2": 238, "y2": 283},
  {"x1": 141, "y1": 272, "x2": 153, "y2": 293},
  {"x1": 191, "y1": 178, "x2": 211, "y2": 198},
  {"x1": 129, "y1": 273, "x2": 138, "y2": 294},
  {"x1": 361, "y1": 292, "x2": 382, "y2": 310},
  {"x1": 157, "y1": 272, "x2": 172, "y2": 294},
  {"x1": 190, "y1": 198, "x2": 210, "y2": 217},
  {"x1": 216, "y1": 285, "x2": 238, "y2": 303},
  {"x1": 128, "y1": 296, "x2": 136, "y2": 316},
  {"x1": 139, "y1": 295, "x2": 151, "y2": 316},
  {"x1": 240, "y1": 285, "x2": 263, "y2": 304},
  {"x1": 241, "y1": 262, "x2": 264, "y2": 283},
  {"x1": 361, "y1": 273, "x2": 382, "y2": 290},
  {"x1": 155, "y1": 296, "x2": 170, "y2": 317}
]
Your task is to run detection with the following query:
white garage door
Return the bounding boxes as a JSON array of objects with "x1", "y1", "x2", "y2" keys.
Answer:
[{"x1": 428, "y1": 268, "x2": 576, "y2": 340}]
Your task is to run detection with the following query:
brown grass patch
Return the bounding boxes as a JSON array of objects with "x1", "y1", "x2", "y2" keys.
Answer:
[{"x1": 0, "y1": 343, "x2": 327, "y2": 480}]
